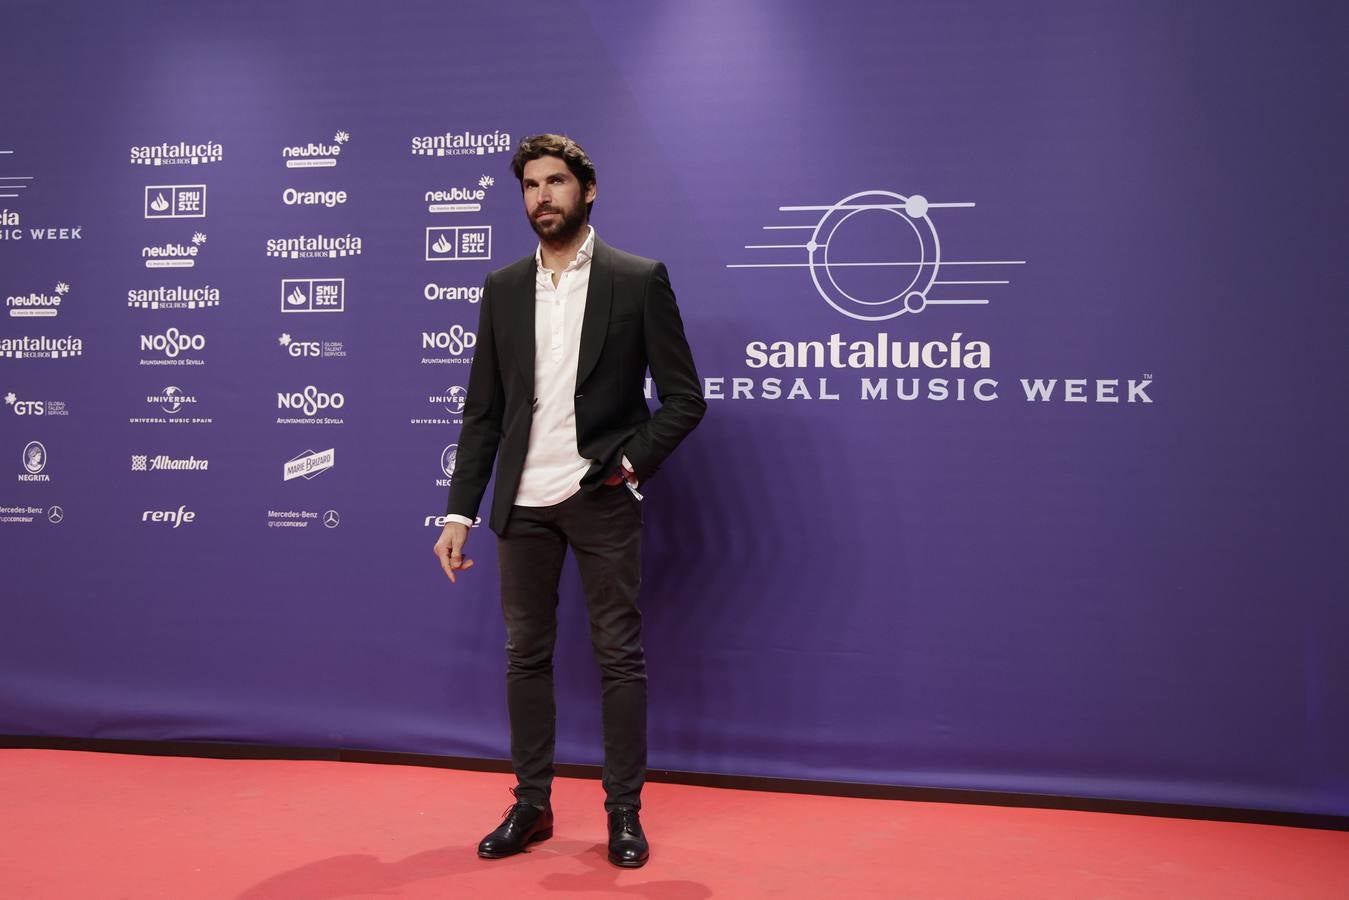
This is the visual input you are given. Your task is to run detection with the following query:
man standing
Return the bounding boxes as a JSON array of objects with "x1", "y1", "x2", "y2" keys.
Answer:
[{"x1": 432, "y1": 134, "x2": 705, "y2": 868}]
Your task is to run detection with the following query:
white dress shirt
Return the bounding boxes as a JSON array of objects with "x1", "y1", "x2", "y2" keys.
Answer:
[{"x1": 513, "y1": 226, "x2": 596, "y2": 507}]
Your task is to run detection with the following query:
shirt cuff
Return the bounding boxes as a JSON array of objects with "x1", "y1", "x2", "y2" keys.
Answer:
[{"x1": 444, "y1": 514, "x2": 475, "y2": 527}]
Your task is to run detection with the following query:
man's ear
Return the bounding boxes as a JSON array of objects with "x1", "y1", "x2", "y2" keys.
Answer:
[{"x1": 585, "y1": 180, "x2": 597, "y2": 204}]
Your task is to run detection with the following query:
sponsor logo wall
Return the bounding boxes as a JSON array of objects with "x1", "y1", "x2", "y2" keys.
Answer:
[{"x1": 3, "y1": 1, "x2": 1340, "y2": 821}]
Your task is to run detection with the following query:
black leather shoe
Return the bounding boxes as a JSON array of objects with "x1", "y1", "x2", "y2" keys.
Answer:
[
  {"x1": 477, "y1": 798, "x2": 554, "y2": 859},
  {"x1": 607, "y1": 806, "x2": 649, "y2": 867}
]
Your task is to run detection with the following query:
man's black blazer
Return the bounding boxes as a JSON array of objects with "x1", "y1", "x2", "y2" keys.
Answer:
[{"x1": 446, "y1": 236, "x2": 706, "y2": 534}]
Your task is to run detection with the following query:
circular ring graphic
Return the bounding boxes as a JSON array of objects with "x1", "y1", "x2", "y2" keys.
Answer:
[{"x1": 808, "y1": 190, "x2": 942, "y2": 321}]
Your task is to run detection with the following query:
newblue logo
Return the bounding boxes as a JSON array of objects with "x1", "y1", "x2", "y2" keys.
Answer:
[
  {"x1": 7, "y1": 282, "x2": 68, "y2": 318},
  {"x1": 143, "y1": 233, "x2": 206, "y2": 268},
  {"x1": 426, "y1": 175, "x2": 494, "y2": 213},
  {"x1": 282, "y1": 131, "x2": 349, "y2": 168}
]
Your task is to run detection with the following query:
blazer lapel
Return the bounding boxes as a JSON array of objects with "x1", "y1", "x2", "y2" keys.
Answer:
[
  {"x1": 576, "y1": 237, "x2": 612, "y2": 388},
  {"x1": 511, "y1": 260, "x2": 536, "y2": 391}
]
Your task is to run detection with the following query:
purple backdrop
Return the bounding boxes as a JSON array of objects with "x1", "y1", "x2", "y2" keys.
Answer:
[{"x1": 1, "y1": 0, "x2": 1345, "y2": 816}]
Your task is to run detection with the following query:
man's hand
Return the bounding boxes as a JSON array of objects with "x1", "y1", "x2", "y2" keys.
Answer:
[{"x1": 433, "y1": 522, "x2": 474, "y2": 583}]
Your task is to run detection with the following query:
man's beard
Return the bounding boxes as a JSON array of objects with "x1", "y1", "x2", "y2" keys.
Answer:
[{"x1": 529, "y1": 202, "x2": 587, "y2": 243}]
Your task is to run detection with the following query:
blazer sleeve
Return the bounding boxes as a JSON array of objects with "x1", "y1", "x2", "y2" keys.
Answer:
[
  {"x1": 622, "y1": 261, "x2": 706, "y2": 480},
  {"x1": 445, "y1": 273, "x2": 505, "y2": 518}
]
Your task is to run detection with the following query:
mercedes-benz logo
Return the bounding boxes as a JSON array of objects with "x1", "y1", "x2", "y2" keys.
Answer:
[
  {"x1": 47, "y1": 505, "x2": 64, "y2": 524},
  {"x1": 322, "y1": 509, "x2": 341, "y2": 528}
]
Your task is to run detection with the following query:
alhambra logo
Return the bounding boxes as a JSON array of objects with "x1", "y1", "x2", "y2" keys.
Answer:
[
  {"x1": 130, "y1": 141, "x2": 223, "y2": 166},
  {"x1": 282, "y1": 131, "x2": 349, "y2": 168},
  {"x1": 411, "y1": 130, "x2": 512, "y2": 157},
  {"x1": 728, "y1": 189, "x2": 1023, "y2": 322},
  {"x1": 7, "y1": 282, "x2": 68, "y2": 318}
]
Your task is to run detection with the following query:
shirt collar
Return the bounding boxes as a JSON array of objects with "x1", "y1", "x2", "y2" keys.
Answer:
[{"x1": 535, "y1": 225, "x2": 596, "y2": 276}]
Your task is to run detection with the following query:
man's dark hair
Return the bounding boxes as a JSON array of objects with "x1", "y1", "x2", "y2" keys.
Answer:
[{"x1": 511, "y1": 133, "x2": 597, "y2": 215}]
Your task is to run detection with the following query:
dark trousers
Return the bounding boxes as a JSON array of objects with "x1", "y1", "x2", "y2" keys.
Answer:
[{"x1": 496, "y1": 483, "x2": 646, "y2": 811}]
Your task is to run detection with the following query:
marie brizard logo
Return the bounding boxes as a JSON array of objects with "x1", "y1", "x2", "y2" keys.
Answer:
[{"x1": 728, "y1": 190, "x2": 1024, "y2": 322}]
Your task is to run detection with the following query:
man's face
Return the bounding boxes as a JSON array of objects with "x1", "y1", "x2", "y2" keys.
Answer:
[{"x1": 521, "y1": 155, "x2": 595, "y2": 243}]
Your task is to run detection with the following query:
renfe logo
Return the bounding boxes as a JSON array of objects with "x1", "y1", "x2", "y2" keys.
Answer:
[{"x1": 142, "y1": 505, "x2": 196, "y2": 527}]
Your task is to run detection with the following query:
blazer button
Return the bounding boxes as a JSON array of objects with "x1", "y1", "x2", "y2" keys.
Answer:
[{"x1": 575, "y1": 393, "x2": 584, "y2": 399}]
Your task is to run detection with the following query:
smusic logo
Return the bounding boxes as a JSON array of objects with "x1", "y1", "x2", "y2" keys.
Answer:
[
  {"x1": 426, "y1": 225, "x2": 491, "y2": 261},
  {"x1": 145, "y1": 185, "x2": 206, "y2": 219},
  {"x1": 282, "y1": 278, "x2": 344, "y2": 313}
]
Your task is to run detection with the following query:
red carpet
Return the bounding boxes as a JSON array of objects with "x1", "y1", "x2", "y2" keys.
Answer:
[{"x1": 0, "y1": 749, "x2": 1344, "y2": 898}]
